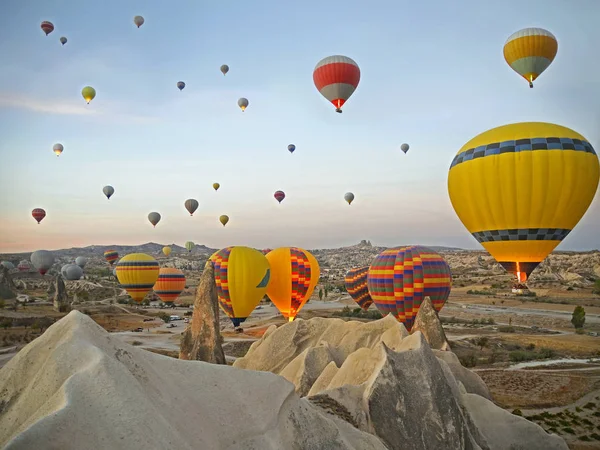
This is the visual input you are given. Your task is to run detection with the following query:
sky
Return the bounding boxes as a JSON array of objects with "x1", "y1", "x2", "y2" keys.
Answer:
[{"x1": 0, "y1": 0, "x2": 599, "y2": 253}]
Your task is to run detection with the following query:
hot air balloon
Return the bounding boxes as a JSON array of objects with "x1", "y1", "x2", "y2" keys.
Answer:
[
  {"x1": 503, "y1": 28, "x2": 558, "y2": 88},
  {"x1": 219, "y1": 215, "x2": 229, "y2": 227},
  {"x1": 134, "y1": 15, "x2": 145, "y2": 28},
  {"x1": 32, "y1": 208, "x2": 46, "y2": 224},
  {"x1": 220, "y1": 64, "x2": 229, "y2": 75},
  {"x1": 261, "y1": 248, "x2": 272, "y2": 255},
  {"x1": 60, "y1": 36, "x2": 67, "y2": 45},
  {"x1": 344, "y1": 267, "x2": 373, "y2": 310},
  {"x1": 104, "y1": 250, "x2": 119, "y2": 266},
  {"x1": 400, "y1": 143, "x2": 410, "y2": 154},
  {"x1": 213, "y1": 183, "x2": 220, "y2": 191},
  {"x1": 344, "y1": 192, "x2": 354, "y2": 205},
  {"x1": 102, "y1": 185, "x2": 114, "y2": 199},
  {"x1": 81, "y1": 86, "x2": 96, "y2": 104},
  {"x1": 61, "y1": 264, "x2": 70, "y2": 277},
  {"x1": 65, "y1": 264, "x2": 83, "y2": 281},
  {"x1": 18, "y1": 261, "x2": 31, "y2": 272},
  {"x1": 211, "y1": 246, "x2": 271, "y2": 327},
  {"x1": 313, "y1": 55, "x2": 360, "y2": 113},
  {"x1": 288, "y1": 144, "x2": 296, "y2": 154},
  {"x1": 148, "y1": 212, "x2": 161, "y2": 227},
  {"x1": 153, "y1": 268, "x2": 186, "y2": 304},
  {"x1": 1, "y1": 261, "x2": 15, "y2": 270},
  {"x1": 75, "y1": 256, "x2": 87, "y2": 269},
  {"x1": 31, "y1": 250, "x2": 55, "y2": 276},
  {"x1": 162, "y1": 246, "x2": 172, "y2": 257},
  {"x1": 265, "y1": 247, "x2": 320, "y2": 321},
  {"x1": 116, "y1": 253, "x2": 160, "y2": 303},
  {"x1": 184, "y1": 199, "x2": 199, "y2": 216},
  {"x1": 52, "y1": 143, "x2": 63, "y2": 156},
  {"x1": 177, "y1": 81, "x2": 185, "y2": 91},
  {"x1": 41, "y1": 21, "x2": 54, "y2": 36},
  {"x1": 367, "y1": 246, "x2": 452, "y2": 331},
  {"x1": 274, "y1": 190, "x2": 285, "y2": 204},
  {"x1": 448, "y1": 122, "x2": 599, "y2": 284},
  {"x1": 185, "y1": 241, "x2": 195, "y2": 253},
  {"x1": 238, "y1": 98, "x2": 248, "y2": 112}
]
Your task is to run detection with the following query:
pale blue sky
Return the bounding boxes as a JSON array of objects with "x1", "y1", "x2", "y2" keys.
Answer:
[{"x1": 0, "y1": 0, "x2": 599, "y2": 253}]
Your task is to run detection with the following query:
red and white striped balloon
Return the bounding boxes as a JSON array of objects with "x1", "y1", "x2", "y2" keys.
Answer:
[
  {"x1": 32, "y1": 208, "x2": 46, "y2": 224},
  {"x1": 41, "y1": 21, "x2": 54, "y2": 36},
  {"x1": 313, "y1": 55, "x2": 360, "y2": 113}
]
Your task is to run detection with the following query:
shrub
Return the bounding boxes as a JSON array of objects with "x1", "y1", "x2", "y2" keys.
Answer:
[
  {"x1": 131, "y1": 340, "x2": 143, "y2": 346},
  {"x1": 590, "y1": 433, "x2": 600, "y2": 441},
  {"x1": 526, "y1": 343, "x2": 535, "y2": 351},
  {"x1": 571, "y1": 305, "x2": 586, "y2": 329},
  {"x1": 580, "y1": 435, "x2": 592, "y2": 441},
  {"x1": 512, "y1": 409, "x2": 523, "y2": 416},
  {"x1": 509, "y1": 350, "x2": 537, "y2": 362},
  {"x1": 583, "y1": 402, "x2": 596, "y2": 409},
  {"x1": 459, "y1": 353, "x2": 477, "y2": 368},
  {"x1": 0, "y1": 318, "x2": 12, "y2": 329},
  {"x1": 499, "y1": 326, "x2": 515, "y2": 333},
  {"x1": 562, "y1": 427, "x2": 575, "y2": 435},
  {"x1": 538, "y1": 348, "x2": 556, "y2": 358}
]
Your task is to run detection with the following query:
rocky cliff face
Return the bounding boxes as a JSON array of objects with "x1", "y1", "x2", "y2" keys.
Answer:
[{"x1": 52, "y1": 275, "x2": 70, "y2": 313}]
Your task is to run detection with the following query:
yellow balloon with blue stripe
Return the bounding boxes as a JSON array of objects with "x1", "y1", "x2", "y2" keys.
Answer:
[
  {"x1": 115, "y1": 253, "x2": 160, "y2": 302},
  {"x1": 448, "y1": 122, "x2": 599, "y2": 283}
]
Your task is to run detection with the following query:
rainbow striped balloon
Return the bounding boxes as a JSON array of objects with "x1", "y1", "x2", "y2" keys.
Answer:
[
  {"x1": 344, "y1": 266, "x2": 373, "y2": 310},
  {"x1": 153, "y1": 268, "x2": 186, "y2": 303},
  {"x1": 104, "y1": 250, "x2": 119, "y2": 266},
  {"x1": 367, "y1": 246, "x2": 452, "y2": 331},
  {"x1": 116, "y1": 253, "x2": 160, "y2": 303}
]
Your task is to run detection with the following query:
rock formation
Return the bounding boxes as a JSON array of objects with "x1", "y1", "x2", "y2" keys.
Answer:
[
  {"x1": 411, "y1": 296, "x2": 451, "y2": 351},
  {"x1": 52, "y1": 275, "x2": 71, "y2": 313},
  {"x1": 179, "y1": 261, "x2": 226, "y2": 364},
  {"x1": 235, "y1": 316, "x2": 568, "y2": 450},
  {"x1": 0, "y1": 311, "x2": 385, "y2": 450},
  {"x1": 0, "y1": 265, "x2": 17, "y2": 296}
]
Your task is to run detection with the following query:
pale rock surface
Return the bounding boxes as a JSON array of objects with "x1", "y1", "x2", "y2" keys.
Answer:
[
  {"x1": 432, "y1": 349, "x2": 492, "y2": 400},
  {"x1": 52, "y1": 275, "x2": 70, "y2": 313},
  {"x1": 0, "y1": 311, "x2": 386, "y2": 450},
  {"x1": 411, "y1": 296, "x2": 451, "y2": 351}
]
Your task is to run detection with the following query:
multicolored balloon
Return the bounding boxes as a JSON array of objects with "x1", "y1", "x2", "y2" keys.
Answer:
[
  {"x1": 103, "y1": 185, "x2": 114, "y2": 199},
  {"x1": 177, "y1": 81, "x2": 185, "y2": 91},
  {"x1": 184, "y1": 199, "x2": 199, "y2": 216},
  {"x1": 344, "y1": 192, "x2": 354, "y2": 205},
  {"x1": 274, "y1": 190, "x2": 285, "y2": 204},
  {"x1": 213, "y1": 183, "x2": 220, "y2": 191},
  {"x1": 18, "y1": 260, "x2": 31, "y2": 272},
  {"x1": 153, "y1": 268, "x2": 186, "y2": 303},
  {"x1": 32, "y1": 208, "x2": 46, "y2": 224},
  {"x1": 41, "y1": 21, "x2": 54, "y2": 36},
  {"x1": 288, "y1": 144, "x2": 296, "y2": 154},
  {"x1": 162, "y1": 246, "x2": 172, "y2": 257},
  {"x1": 211, "y1": 246, "x2": 271, "y2": 326},
  {"x1": 185, "y1": 241, "x2": 195, "y2": 253},
  {"x1": 503, "y1": 28, "x2": 558, "y2": 88},
  {"x1": 116, "y1": 253, "x2": 160, "y2": 303},
  {"x1": 220, "y1": 65, "x2": 229, "y2": 75},
  {"x1": 265, "y1": 247, "x2": 320, "y2": 321},
  {"x1": 367, "y1": 246, "x2": 452, "y2": 331},
  {"x1": 31, "y1": 250, "x2": 55, "y2": 276},
  {"x1": 344, "y1": 267, "x2": 373, "y2": 310},
  {"x1": 104, "y1": 250, "x2": 119, "y2": 266},
  {"x1": 219, "y1": 215, "x2": 229, "y2": 227},
  {"x1": 53, "y1": 143, "x2": 63, "y2": 157},
  {"x1": 81, "y1": 86, "x2": 96, "y2": 104},
  {"x1": 313, "y1": 55, "x2": 360, "y2": 113},
  {"x1": 448, "y1": 122, "x2": 599, "y2": 283},
  {"x1": 134, "y1": 16, "x2": 145, "y2": 28},
  {"x1": 238, "y1": 98, "x2": 249, "y2": 112},
  {"x1": 400, "y1": 143, "x2": 410, "y2": 154},
  {"x1": 60, "y1": 36, "x2": 67, "y2": 45},
  {"x1": 148, "y1": 212, "x2": 161, "y2": 227}
]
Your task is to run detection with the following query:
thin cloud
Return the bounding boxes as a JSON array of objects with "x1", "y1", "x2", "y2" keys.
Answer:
[{"x1": 0, "y1": 92, "x2": 160, "y2": 124}]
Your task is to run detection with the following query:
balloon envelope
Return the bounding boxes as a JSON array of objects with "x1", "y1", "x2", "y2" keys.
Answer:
[
  {"x1": 274, "y1": 190, "x2": 285, "y2": 203},
  {"x1": 177, "y1": 81, "x2": 185, "y2": 91},
  {"x1": 220, "y1": 64, "x2": 229, "y2": 75},
  {"x1": 134, "y1": 15, "x2": 145, "y2": 28},
  {"x1": 41, "y1": 21, "x2": 54, "y2": 35},
  {"x1": 148, "y1": 212, "x2": 161, "y2": 227},
  {"x1": 1, "y1": 261, "x2": 15, "y2": 270},
  {"x1": 213, "y1": 183, "x2": 220, "y2": 191},
  {"x1": 503, "y1": 28, "x2": 557, "y2": 88},
  {"x1": 81, "y1": 86, "x2": 96, "y2": 104},
  {"x1": 162, "y1": 246, "x2": 172, "y2": 257},
  {"x1": 116, "y1": 253, "x2": 160, "y2": 303},
  {"x1": 367, "y1": 246, "x2": 452, "y2": 330},
  {"x1": 65, "y1": 264, "x2": 84, "y2": 281},
  {"x1": 32, "y1": 208, "x2": 46, "y2": 224},
  {"x1": 18, "y1": 261, "x2": 31, "y2": 272},
  {"x1": 31, "y1": 250, "x2": 54, "y2": 275},
  {"x1": 448, "y1": 122, "x2": 599, "y2": 282},
  {"x1": 103, "y1": 185, "x2": 114, "y2": 199},
  {"x1": 400, "y1": 143, "x2": 409, "y2": 154},
  {"x1": 75, "y1": 256, "x2": 87, "y2": 268},
  {"x1": 265, "y1": 247, "x2": 320, "y2": 321},
  {"x1": 185, "y1": 241, "x2": 195, "y2": 252},
  {"x1": 184, "y1": 199, "x2": 199, "y2": 216},
  {"x1": 60, "y1": 36, "x2": 67, "y2": 45},
  {"x1": 344, "y1": 267, "x2": 373, "y2": 310},
  {"x1": 53, "y1": 143, "x2": 63, "y2": 156},
  {"x1": 313, "y1": 55, "x2": 360, "y2": 113},
  {"x1": 219, "y1": 215, "x2": 229, "y2": 226},
  {"x1": 344, "y1": 192, "x2": 354, "y2": 205},
  {"x1": 211, "y1": 246, "x2": 271, "y2": 326},
  {"x1": 153, "y1": 268, "x2": 186, "y2": 303},
  {"x1": 237, "y1": 98, "x2": 248, "y2": 112},
  {"x1": 104, "y1": 250, "x2": 119, "y2": 266},
  {"x1": 288, "y1": 144, "x2": 296, "y2": 153}
]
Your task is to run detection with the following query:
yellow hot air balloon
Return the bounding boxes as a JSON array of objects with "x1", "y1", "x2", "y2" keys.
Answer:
[
  {"x1": 448, "y1": 122, "x2": 599, "y2": 284},
  {"x1": 115, "y1": 253, "x2": 160, "y2": 302},
  {"x1": 219, "y1": 215, "x2": 229, "y2": 226},
  {"x1": 213, "y1": 183, "x2": 220, "y2": 191},
  {"x1": 265, "y1": 247, "x2": 320, "y2": 321},
  {"x1": 81, "y1": 86, "x2": 96, "y2": 104},
  {"x1": 503, "y1": 27, "x2": 558, "y2": 88},
  {"x1": 211, "y1": 246, "x2": 271, "y2": 327},
  {"x1": 162, "y1": 246, "x2": 172, "y2": 257}
]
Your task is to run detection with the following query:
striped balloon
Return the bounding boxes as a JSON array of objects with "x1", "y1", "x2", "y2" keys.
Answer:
[
  {"x1": 367, "y1": 246, "x2": 452, "y2": 331},
  {"x1": 32, "y1": 208, "x2": 46, "y2": 224},
  {"x1": 153, "y1": 268, "x2": 186, "y2": 303},
  {"x1": 503, "y1": 28, "x2": 558, "y2": 88},
  {"x1": 116, "y1": 253, "x2": 160, "y2": 303},
  {"x1": 41, "y1": 21, "x2": 54, "y2": 36},
  {"x1": 313, "y1": 55, "x2": 360, "y2": 113},
  {"x1": 104, "y1": 250, "x2": 119, "y2": 266},
  {"x1": 184, "y1": 199, "x2": 199, "y2": 216},
  {"x1": 344, "y1": 266, "x2": 373, "y2": 310}
]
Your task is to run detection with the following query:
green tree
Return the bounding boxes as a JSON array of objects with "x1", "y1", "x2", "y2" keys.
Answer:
[
  {"x1": 1, "y1": 318, "x2": 12, "y2": 329},
  {"x1": 319, "y1": 288, "x2": 323, "y2": 301},
  {"x1": 593, "y1": 279, "x2": 600, "y2": 295},
  {"x1": 571, "y1": 306, "x2": 586, "y2": 329},
  {"x1": 0, "y1": 299, "x2": 5, "y2": 308},
  {"x1": 476, "y1": 337, "x2": 489, "y2": 350}
]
